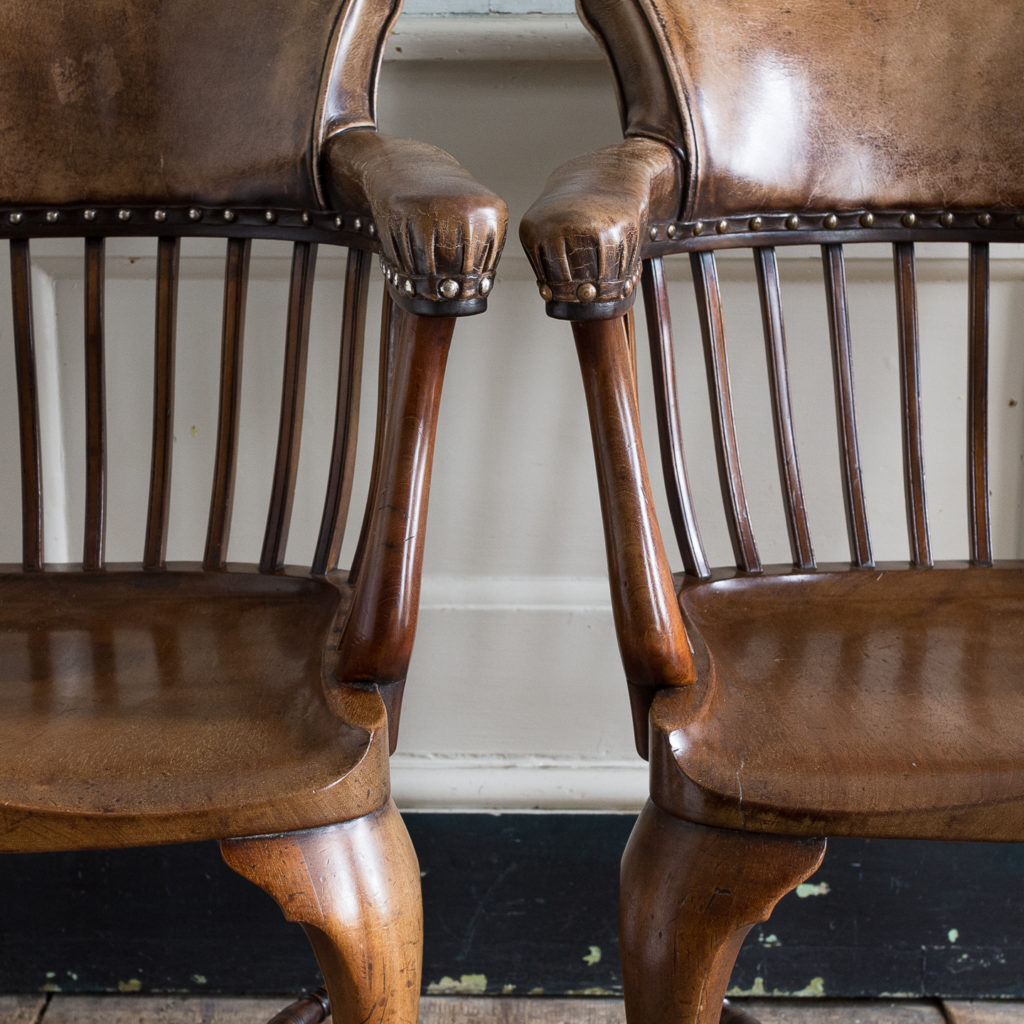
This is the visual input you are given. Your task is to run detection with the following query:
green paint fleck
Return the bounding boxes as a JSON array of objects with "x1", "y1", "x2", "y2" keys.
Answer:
[
  {"x1": 528, "y1": 987, "x2": 545, "y2": 996},
  {"x1": 948, "y1": 928, "x2": 960, "y2": 944},
  {"x1": 795, "y1": 881, "x2": 831, "y2": 898},
  {"x1": 41, "y1": 984, "x2": 62, "y2": 994},
  {"x1": 582, "y1": 945, "x2": 602, "y2": 966},
  {"x1": 727, "y1": 977, "x2": 767, "y2": 997},
  {"x1": 118, "y1": 979, "x2": 143, "y2": 993},
  {"x1": 758, "y1": 933, "x2": 782, "y2": 947},
  {"x1": 793, "y1": 977, "x2": 826, "y2": 997},
  {"x1": 502, "y1": 984, "x2": 516, "y2": 995},
  {"x1": 45, "y1": 972, "x2": 56, "y2": 979},
  {"x1": 566, "y1": 987, "x2": 619, "y2": 997},
  {"x1": 426, "y1": 974, "x2": 487, "y2": 995},
  {"x1": 192, "y1": 974, "x2": 208, "y2": 985},
  {"x1": 66, "y1": 972, "x2": 78, "y2": 981}
]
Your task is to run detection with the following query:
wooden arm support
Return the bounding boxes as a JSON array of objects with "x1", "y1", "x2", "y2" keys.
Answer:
[
  {"x1": 520, "y1": 137, "x2": 682, "y2": 320},
  {"x1": 323, "y1": 129, "x2": 507, "y2": 316},
  {"x1": 330, "y1": 305, "x2": 452, "y2": 750},
  {"x1": 574, "y1": 316, "x2": 696, "y2": 756}
]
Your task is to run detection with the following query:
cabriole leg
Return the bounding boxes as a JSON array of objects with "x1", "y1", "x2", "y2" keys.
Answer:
[
  {"x1": 620, "y1": 800, "x2": 826, "y2": 1024},
  {"x1": 221, "y1": 799, "x2": 422, "y2": 1024}
]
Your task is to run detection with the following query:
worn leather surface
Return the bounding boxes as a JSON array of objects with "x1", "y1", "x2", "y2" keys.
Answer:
[
  {"x1": 325, "y1": 129, "x2": 507, "y2": 308},
  {"x1": 0, "y1": 0, "x2": 382, "y2": 208},
  {"x1": 519, "y1": 137, "x2": 680, "y2": 316},
  {"x1": 649, "y1": 568, "x2": 1024, "y2": 841},
  {"x1": 579, "y1": 0, "x2": 1024, "y2": 220}
]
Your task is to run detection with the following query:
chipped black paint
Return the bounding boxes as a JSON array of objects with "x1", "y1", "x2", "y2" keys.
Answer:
[{"x1": 0, "y1": 815, "x2": 1020, "y2": 998}]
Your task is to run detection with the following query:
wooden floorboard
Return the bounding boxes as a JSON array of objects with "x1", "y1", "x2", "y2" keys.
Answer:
[
  {"x1": 944, "y1": 1003, "x2": 1024, "y2": 1024},
  {"x1": 3, "y1": 996, "x2": 1021, "y2": 1023},
  {"x1": 0, "y1": 997, "x2": 45, "y2": 1024}
]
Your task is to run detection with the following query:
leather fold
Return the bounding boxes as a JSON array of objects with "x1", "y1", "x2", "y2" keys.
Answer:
[
  {"x1": 323, "y1": 129, "x2": 508, "y2": 315},
  {"x1": 519, "y1": 137, "x2": 682, "y2": 320}
]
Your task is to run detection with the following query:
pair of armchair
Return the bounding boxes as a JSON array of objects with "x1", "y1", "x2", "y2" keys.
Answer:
[{"x1": 1, "y1": 2, "x2": 1022, "y2": 1024}]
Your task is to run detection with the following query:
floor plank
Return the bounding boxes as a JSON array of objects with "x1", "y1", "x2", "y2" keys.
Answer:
[
  {"x1": 20, "y1": 996, "x2": 1024, "y2": 1024},
  {"x1": 732, "y1": 1001, "x2": 946, "y2": 1023},
  {"x1": 944, "y1": 1003, "x2": 1024, "y2": 1024},
  {"x1": 420, "y1": 997, "x2": 625, "y2": 1024},
  {"x1": 39, "y1": 996, "x2": 290, "y2": 1023},
  {"x1": 0, "y1": 996, "x2": 45, "y2": 1024}
]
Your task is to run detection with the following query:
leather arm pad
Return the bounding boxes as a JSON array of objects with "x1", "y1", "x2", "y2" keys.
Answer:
[
  {"x1": 519, "y1": 137, "x2": 682, "y2": 320},
  {"x1": 323, "y1": 128, "x2": 507, "y2": 316}
]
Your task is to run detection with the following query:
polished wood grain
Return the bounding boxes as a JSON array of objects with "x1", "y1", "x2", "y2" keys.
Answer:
[
  {"x1": 143, "y1": 236, "x2": 180, "y2": 571},
  {"x1": 641, "y1": 257, "x2": 709, "y2": 579},
  {"x1": 222, "y1": 800, "x2": 422, "y2": 1024},
  {"x1": 313, "y1": 248, "x2": 370, "y2": 577},
  {"x1": 573, "y1": 317, "x2": 696, "y2": 694},
  {"x1": 967, "y1": 242, "x2": 991, "y2": 566},
  {"x1": 204, "y1": 237, "x2": 251, "y2": 571},
  {"x1": 261, "y1": 242, "x2": 318, "y2": 573},
  {"x1": 335, "y1": 307, "x2": 454, "y2": 716},
  {"x1": 620, "y1": 802, "x2": 825, "y2": 1024},
  {"x1": 83, "y1": 237, "x2": 106, "y2": 570},
  {"x1": 893, "y1": 242, "x2": 931, "y2": 567},
  {"x1": 691, "y1": 250, "x2": 761, "y2": 574},
  {"x1": 822, "y1": 243, "x2": 873, "y2": 568},
  {"x1": 0, "y1": 569, "x2": 392, "y2": 851},
  {"x1": 9, "y1": 237, "x2": 42, "y2": 571},
  {"x1": 754, "y1": 247, "x2": 814, "y2": 570}
]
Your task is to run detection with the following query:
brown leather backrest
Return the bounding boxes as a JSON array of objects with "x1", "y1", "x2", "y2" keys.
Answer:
[
  {"x1": 579, "y1": 0, "x2": 1024, "y2": 221},
  {"x1": 0, "y1": 0, "x2": 398, "y2": 209}
]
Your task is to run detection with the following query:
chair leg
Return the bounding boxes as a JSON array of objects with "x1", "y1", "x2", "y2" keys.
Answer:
[
  {"x1": 620, "y1": 800, "x2": 826, "y2": 1024},
  {"x1": 221, "y1": 799, "x2": 422, "y2": 1024}
]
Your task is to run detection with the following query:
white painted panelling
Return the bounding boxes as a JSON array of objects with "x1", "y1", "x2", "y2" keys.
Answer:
[
  {"x1": 386, "y1": 15, "x2": 597, "y2": 60},
  {"x1": 402, "y1": 3, "x2": 577, "y2": 17}
]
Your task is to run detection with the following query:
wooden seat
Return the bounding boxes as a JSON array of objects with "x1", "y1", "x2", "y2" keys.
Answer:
[
  {"x1": 0, "y1": 2, "x2": 506, "y2": 1022},
  {"x1": 0, "y1": 570, "x2": 389, "y2": 851},
  {"x1": 521, "y1": 1, "x2": 1024, "y2": 1022},
  {"x1": 656, "y1": 567, "x2": 1024, "y2": 841}
]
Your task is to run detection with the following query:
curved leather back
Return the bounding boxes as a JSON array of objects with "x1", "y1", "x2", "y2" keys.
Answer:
[
  {"x1": 0, "y1": 0, "x2": 399, "y2": 208},
  {"x1": 579, "y1": 0, "x2": 1024, "y2": 220}
]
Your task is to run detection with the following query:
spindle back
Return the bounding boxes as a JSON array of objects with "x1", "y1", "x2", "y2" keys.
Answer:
[
  {"x1": 4, "y1": 222, "x2": 383, "y2": 577},
  {"x1": 571, "y1": 0, "x2": 1024, "y2": 579},
  {"x1": 0, "y1": 0, "x2": 409, "y2": 578},
  {"x1": 638, "y1": 232, "x2": 1018, "y2": 579}
]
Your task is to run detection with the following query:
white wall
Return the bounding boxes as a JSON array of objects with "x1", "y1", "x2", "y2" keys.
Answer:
[{"x1": 4, "y1": 16, "x2": 1023, "y2": 813}]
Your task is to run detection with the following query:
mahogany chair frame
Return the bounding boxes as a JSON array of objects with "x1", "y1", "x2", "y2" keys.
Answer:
[
  {"x1": 522, "y1": 1, "x2": 1024, "y2": 1021},
  {"x1": 0, "y1": 3, "x2": 505, "y2": 1022}
]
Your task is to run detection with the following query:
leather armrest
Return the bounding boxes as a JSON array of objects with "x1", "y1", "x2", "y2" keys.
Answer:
[
  {"x1": 322, "y1": 128, "x2": 507, "y2": 316},
  {"x1": 520, "y1": 137, "x2": 682, "y2": 320}
]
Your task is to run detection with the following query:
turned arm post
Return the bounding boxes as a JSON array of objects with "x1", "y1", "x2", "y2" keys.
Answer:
[
  {"x1": 574, "y1": 317, "x2": 696, "y2": 755},
  {"x1": 522, "y1": 136, "x2": 694, "y2": 756}
]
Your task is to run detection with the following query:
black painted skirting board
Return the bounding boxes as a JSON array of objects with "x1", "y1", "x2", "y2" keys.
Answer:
[{"x1": 0, "y1": 813, "x2": 1021, "y2": 999}]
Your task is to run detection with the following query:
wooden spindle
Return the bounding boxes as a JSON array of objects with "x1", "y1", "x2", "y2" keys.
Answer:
[
  {"x1": 83, "y1": 237, "x2": 106, "y2": 570},
  {"x1": 350, "y1": 291, "x2": 396, "y2": 582},
  {"x1": 312, "y1": 248, "x2": 370, "y2": 576},
  {"x1": 143, "y1": 236, "x2": 180, "y2": 570},
  {"x1": 893, "y1": 241, "x2": 932, "y2": 567},
  {"x1": 754, "y1": 247, "x2": 815, "y2": 570},
  {"x1": 10, "y1": 239, "x2": 43, "y2": 570},
  {"x1": 204, "y1": 238, "x2": 251, "y2": 570},
  {"x1": 690, "y1": 250, "x2": 761, "y2": 574},
  {"x1": 822, "y1": 244, "x2": 873, "y2": 567},
  {"x1": 260, "y1": 241, "x2": 317, "y2": 573},
  {"x1": 641, "y1": 258, "x2": 709, "y2": 579},
  {"x1": 967, "y1": 242, "x2": 991, "y2": 565}
]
